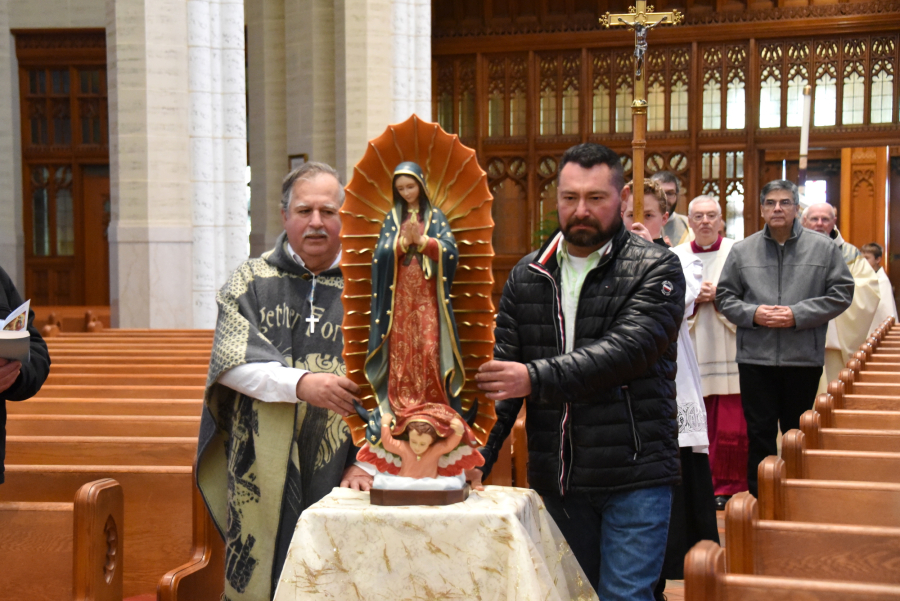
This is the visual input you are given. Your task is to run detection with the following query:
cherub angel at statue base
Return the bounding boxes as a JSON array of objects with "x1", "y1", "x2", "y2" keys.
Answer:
[
  {"x1": 354, "y1": 161, "x2": 485, "y2": 493},
  {"x1": 367, "y1": 412, "x2": 476, "y2": 491}
]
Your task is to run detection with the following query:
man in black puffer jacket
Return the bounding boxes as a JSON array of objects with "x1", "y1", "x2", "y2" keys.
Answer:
[{"x1": 472, "y1": 144, "x2": 685, "y2": 600}]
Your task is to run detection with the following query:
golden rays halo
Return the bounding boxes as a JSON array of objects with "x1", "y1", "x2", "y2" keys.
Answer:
[{"x1": 340, "y1": 114, "x2": 497, "y2": 447}]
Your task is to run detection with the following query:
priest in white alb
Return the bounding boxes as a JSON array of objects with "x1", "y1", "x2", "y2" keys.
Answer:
[
  {"x1": 802, "y1": 203, "x2": 881, "y2": 392},
  {"x1": 861, "y1": 242, "x2": 898, "y2": 326},
  {"x1": 673, "y1": 196, "x2": 747, "y2": 510}
]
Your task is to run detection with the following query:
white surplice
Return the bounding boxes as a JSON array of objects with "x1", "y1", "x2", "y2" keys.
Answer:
[{"x1": 672, "y1": 249, "x2": 709, "y2": 453}]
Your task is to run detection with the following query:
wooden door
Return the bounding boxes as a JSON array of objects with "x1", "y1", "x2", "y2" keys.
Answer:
[
  {"x1": 82, "y1": 165, "x2": 110, "y2": 305},
  {"x1": 759, "y1": 156, "x2": 841, "y2": 212},
  {"x1": 23, "y1": 164, "x2": 82, "y2": 305},
  {"x1": 15, "y1": 30, "x2": 109, "y2": 306}
]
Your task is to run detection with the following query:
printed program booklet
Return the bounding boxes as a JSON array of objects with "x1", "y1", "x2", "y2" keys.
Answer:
[{"x1": 0, "y1": 300, "x2": 30, "y2": 362}]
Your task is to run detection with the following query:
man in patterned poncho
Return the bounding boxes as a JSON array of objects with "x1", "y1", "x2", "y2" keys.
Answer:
[{"x1": 196, "y1": 162, "x2": 372, "y2": 601}]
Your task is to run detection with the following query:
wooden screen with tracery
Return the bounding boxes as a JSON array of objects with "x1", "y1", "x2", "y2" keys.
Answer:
[
  {"x1": 15, "y1": 30, "x2": 110, "y2": 306},
  {"x1": 433, "y1": 1, "x2": 900, "y2": 303}
]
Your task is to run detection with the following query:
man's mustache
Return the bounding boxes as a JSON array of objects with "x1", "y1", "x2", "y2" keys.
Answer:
[
  {"x1": 303, "y1": 228, "x2": 328, "y2": 238},
  {"x1": 565, "y1": 217, "x2": 601, "y2": 230}
]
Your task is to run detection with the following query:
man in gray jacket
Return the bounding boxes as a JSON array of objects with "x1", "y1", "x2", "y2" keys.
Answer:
[{"x1": 716, "y1": 180, "x2": 853, "y2": 496}]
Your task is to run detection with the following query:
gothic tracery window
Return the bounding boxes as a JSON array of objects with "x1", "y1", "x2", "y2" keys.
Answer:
[
  {"x1": 614, "y1": 52, "x2": 634, "y2": 134},
  {"x1": 870, "y1": 37, "x2": 896, "y2": 124},
  {"x1": 813, "y1": 42, "x2": 838, "y2": 126},
  {"x1": 842, "y1": 65, "x2": 866, "y2": 125},
  {"x1": 592, "y1": 54, "x2": 611, "y2": 134}
]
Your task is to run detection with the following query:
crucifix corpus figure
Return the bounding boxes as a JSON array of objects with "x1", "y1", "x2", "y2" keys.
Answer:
[{"x1": 601, "y1": 1, "x2": 682, "y2": 223}]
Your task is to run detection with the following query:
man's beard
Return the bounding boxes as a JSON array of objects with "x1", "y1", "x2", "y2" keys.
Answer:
[{"x1": 561, "y1": 213, "x2": 621, "y2": 249}]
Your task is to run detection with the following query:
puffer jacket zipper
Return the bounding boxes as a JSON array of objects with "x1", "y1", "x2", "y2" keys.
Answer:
[
  {"x1": 527, "y1": 261, "x2": 568, "y2": 496},
  {"x1": 624, "y1": 386, "x2": 642, "y2": 460}
]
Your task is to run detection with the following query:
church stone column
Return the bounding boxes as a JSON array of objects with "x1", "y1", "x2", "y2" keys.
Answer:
[
  {"x1": 390, "y1": 0, "x2": 430, "y2": 123},
  {"x1": 188, "y1": 0, "x2": 248, "y2": 328},
  {"x1": 0, "y1": 3, "x2": 24, "y2": 290},
  {"x1": 107, "y1": 0, "x2": 193, "y2": 328},
  {"x1": 411, "y1": 0, "x2": 430, "y2": 119},
  {"x1": 286, "y1": 0, "x2": 336, "y2": 168},
  {"x1": 246, "y1": 0, "x2": 286, "y2": 258}
]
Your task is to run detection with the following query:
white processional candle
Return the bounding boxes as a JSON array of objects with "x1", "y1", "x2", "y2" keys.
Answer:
[{"x1": 799, "y1": 85, "x2": 812, "y2": 159}]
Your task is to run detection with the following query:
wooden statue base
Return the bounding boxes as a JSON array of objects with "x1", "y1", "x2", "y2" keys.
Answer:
[{"x1": 369, "y1": 485, "x2": 470, "y2": 506}]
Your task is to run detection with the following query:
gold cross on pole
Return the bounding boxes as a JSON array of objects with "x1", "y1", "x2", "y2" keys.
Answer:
[{"x1": 601, "y1": 1, "x2": 682, "y2": 224}]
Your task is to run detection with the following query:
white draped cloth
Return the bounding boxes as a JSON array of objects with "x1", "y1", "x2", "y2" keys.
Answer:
[
  {"x1": 273, "y1": 487, "x2": 598, "y2": 601},
  {"x1": 672, "y1": 249, "x2": 709, "y2": 453}
]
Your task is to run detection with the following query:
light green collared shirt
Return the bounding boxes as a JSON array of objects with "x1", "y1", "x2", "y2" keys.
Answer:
[{"x1": 557, "y1": 238, "x2": 612, "y2": 352}]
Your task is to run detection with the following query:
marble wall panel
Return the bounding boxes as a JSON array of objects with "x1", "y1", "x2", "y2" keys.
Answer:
[
  {"x1": 109, "y1": 224, "x2": 193, "y2": 328},
  {"x1": 336, "y1": 0, "x2": 392, "y2": 180},
  {"x1": 9, "y1": 0, "x2": 106, "y2": 28},
  {"x1": 0, "y1": 7, "x2": 23, "y2": 289}
]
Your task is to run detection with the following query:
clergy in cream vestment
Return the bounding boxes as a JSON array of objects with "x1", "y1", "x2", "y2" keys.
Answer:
[
  {"x1": 673, "y1": 195, "x2": 747, "y2": 502},
  {"x1": 802, "y1": 204, "x2": 880, "y2": 393}
]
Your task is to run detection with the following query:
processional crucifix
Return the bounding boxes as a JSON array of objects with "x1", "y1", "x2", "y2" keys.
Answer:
[{"x1": 601, "y1": 1, "x2": 682, "y2": 223}]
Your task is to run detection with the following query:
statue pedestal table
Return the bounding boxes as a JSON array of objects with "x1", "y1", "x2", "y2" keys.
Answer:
[{"x1": 273, "y1": 486, "x2": 598, "y2": 601}]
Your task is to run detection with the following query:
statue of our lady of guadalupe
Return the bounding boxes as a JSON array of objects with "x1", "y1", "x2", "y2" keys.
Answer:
[{"x1": 355, "y1": 162, "x2": 484, "y2": 486}]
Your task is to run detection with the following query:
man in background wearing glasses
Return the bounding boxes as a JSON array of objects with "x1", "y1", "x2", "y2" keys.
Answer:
[
  {"x1": 715, "y1": 180, "x2": 853, "y2": 497},
  {"x1": 652, "y1": 170, "x2": 693, "y2": 246}
]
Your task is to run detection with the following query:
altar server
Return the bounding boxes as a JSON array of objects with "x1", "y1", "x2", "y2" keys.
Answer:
[
  {"x1": 861, "y1": 242, "x2": 898, "y2": 326},
  {"x1": 623, "y1": 183, "x2": 719, "y2": 601}
]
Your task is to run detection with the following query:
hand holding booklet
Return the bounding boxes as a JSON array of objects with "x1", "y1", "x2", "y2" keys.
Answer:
[{"x1": 0, "y1": 299, "x2": 31, "y2": 362}]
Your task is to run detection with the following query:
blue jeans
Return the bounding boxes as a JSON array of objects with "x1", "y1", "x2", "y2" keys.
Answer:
[{"x1": 543, "y1": 485, "x2": 673, "y2": 601}]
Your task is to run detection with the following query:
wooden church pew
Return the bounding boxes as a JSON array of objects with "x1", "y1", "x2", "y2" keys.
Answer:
[
  {"x1": 33, "y1": 305, "x2": 112, "y2": 334},
  {"x1": 45, "y1": 343, "x2": 213, "y2": 353},
  {"x1": 34, "y1": 384, "x2": 205, "y2": 399},
  {"x1": 7, "y1": 398, "x2": 202, "y2": 416},
  {"x1": 157, "y1": 477, "x2": 225, "y2": 601},
  {"x1": 724, "y1": 492, "x2": 900, "y2": 585},
  {"x1": 51, "y1": 363, "x2": 209, "y2": 375},
  {"x1": 1, "y1": 466, "x2": 193, "y2": 598},
  {"x1": 52, "y1": 329, "x2": 213, "y2": 338},
  {"x1": 5, "y1": 435, "x2": 197, "y2": 466},
  {"x1": 6, "y1": 414, "x2": 202, "y2": 438},
  {"x1": 799, "y1": 409, "x2": 900, "y2": 453},
  {"x1": 46, "y1": 336, "x2": 211, "y2": 344},
  {"x1": 684, "y1": 540, "x2": 900, "y2": 601},
  {"x1": 48, "y1": 331, "x2": 213, "y2": 340},
  {"x1": 855, "y1": 370, "x2": 900, "y2": 383},
  {"x1": 782, "y1": 429, "x2": 900, "y2": 484},
  {"x1": 47, "y1": 356, "x2": 210, "y2": 366},
  {"x1": 757, "y1": 456, "x2": 900, "y2": 527},
  {"x1": 813, "y1": 393, "x2": 900, "y2": 430},
  {"x1": 0, "y1": 478, "x2": 123, "y2": 601},
  {"x1": 827, "y1": 379, "x2": 900, "y2": 411},
  {"x1": 46, "y1": 349, "x2": 212, "y2": 359},
  {"x1": 45, "y1": 373, "x2": 208, "y2": 387}
]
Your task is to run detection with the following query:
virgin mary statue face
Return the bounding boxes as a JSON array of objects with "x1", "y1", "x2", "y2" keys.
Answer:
[{"x1": 394, "y1": 175, "x2": 421, "y2": 206}]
